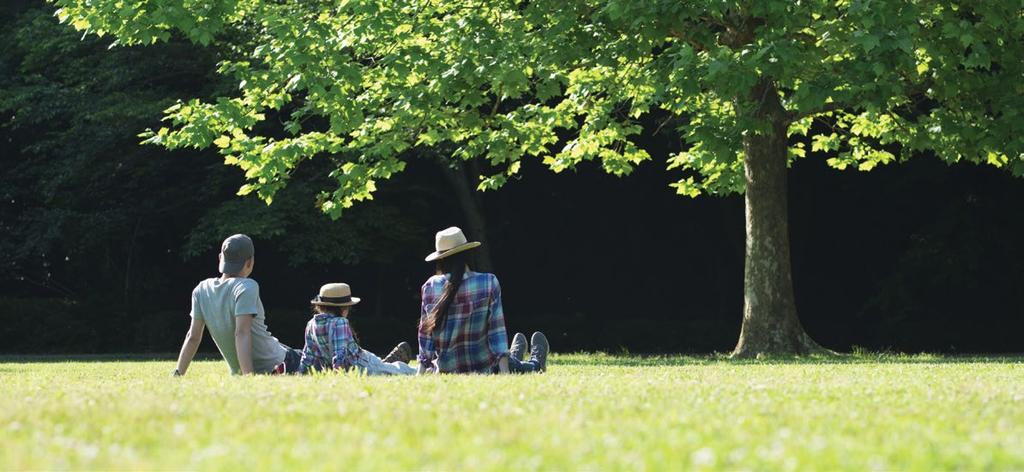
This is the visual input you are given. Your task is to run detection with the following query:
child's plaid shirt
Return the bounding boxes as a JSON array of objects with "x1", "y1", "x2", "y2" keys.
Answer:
[
  {"x1": 299, "y1": 313, "x2": 363, "y2": 372},
  {"x1": 417, "y1": 271, "x2": 510, "y2": 374}
]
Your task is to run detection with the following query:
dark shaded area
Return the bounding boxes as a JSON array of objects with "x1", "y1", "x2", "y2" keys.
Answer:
[
  {"x1": 1, "y1": 1, "x2": 1022, "y2": 356},
  {"x1": 3, "y1": 353, "x2": 1020, "y2": 367}
]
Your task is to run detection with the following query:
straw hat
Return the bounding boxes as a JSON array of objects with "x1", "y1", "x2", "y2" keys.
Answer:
[
  {"x1": 424, "y1": 226, "x2": 481, "y2": 262},
  {"x1": 310, "y1": 283, "x2": 361, "y2": 306}
]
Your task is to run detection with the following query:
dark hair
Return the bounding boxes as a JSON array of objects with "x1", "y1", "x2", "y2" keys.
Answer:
[
  {"x1": 422, "y1": 251, "x2": 471, "y2": 339},
  {"x1": 311, "y1": 303, "x2": 359, "y2": 343}
]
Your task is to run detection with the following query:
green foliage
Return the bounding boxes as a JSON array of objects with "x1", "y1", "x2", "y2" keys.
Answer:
[
  {"x1": 2, "y1": 355, "x2": 1024, "y2": 469},
  {"x1": 182, "y1": 168, "x2": 427, "y2": 266},
  {"x1": 0, "y1": 6, "x2": 227, "y2": 298},
  {"x1": 1, "y1": 5, "x2": 425, "y2": 301},
  {"x1": 51, "y1": 0, "x2": 1024, "y2": 213}
]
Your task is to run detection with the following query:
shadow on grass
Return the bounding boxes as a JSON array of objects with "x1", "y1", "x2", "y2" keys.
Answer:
[
  {"x1": 2, "y1": 352, "x2": 1022, "y2": 367},
  {"x1": 0, "y1": 353, "x2": 219, "y2": 363},
  {"x1": 553, "y1": 352, "x2": 1024, "y2": 367}
]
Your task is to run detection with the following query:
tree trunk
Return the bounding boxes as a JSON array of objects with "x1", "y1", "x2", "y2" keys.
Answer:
[
  {"x1": 731, "y1": 79, "x2": 828, "y2": 358},
  {"x1": 436, "y1": 159, "x2": 495, "y2": 272}
]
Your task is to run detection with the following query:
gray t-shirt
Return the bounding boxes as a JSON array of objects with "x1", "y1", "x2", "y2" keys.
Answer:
[{"x1": 190, "y1": 277, "x2": 286, "y2": 374}]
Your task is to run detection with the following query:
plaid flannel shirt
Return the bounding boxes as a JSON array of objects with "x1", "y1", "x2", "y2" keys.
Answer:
[
  {"x1": 299, "y1": 314, "x2": 364, "y2": 373},
  {"x1": 417, "y1": 271, "x2": 510, "y2": 374}
]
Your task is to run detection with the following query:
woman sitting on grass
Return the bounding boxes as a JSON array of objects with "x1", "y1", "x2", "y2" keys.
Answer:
[
  {"x1": 417, "y1": 227, "x2": 549, "y2": 374},
  {"x1": 299, "y1": 283, "x2": 415, "y2": 375}
]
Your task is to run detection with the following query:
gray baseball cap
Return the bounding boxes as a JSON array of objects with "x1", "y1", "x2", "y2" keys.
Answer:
[{"x1": 219, "y1": 234, "x2": 254, "y2": 274}]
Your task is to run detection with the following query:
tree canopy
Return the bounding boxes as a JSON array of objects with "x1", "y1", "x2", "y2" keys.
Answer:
[
  {"x1": 0, "y1": 4, "x2": 425, "y2": 301},
  {"x1": 53, "y1": 0, "x2": 1024, "y2": 212},
  {"x1": 51, "y1": 0, "x2": 1024, "y2": 356}
]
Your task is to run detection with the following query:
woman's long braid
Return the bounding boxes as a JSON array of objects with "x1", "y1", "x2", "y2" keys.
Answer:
[{"x1": 424, "y1": 251, "x2": 469, "y2": 339}]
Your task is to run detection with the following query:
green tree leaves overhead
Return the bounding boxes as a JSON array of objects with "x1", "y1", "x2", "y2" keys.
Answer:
[
  {"x1": 52, "y1": 0, "x2": 1024, "y2": 216},
  {"x1": 2, "y1": 4, "x2": 427, "y2": 300}
]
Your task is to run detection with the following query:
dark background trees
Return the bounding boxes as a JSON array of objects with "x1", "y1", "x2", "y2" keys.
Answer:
[{"x1": 2, "y1": 1, "x2": 1022, "y2": 355}]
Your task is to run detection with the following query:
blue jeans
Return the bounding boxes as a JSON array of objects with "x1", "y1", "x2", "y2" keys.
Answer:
[
  {"x1": 273, "y1": 347, "x2": 303, "y2": 374},
  {"x1": 506, "y1": 357, "x2": 541, "y2": 374},
  {"x1": 353, "y1": 349, "x2": 416, "y2": 376}
]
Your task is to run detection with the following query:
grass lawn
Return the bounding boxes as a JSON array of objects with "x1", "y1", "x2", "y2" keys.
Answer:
[{"x1": 1, "y1": 353, "x2": 1022, "y2": 470}]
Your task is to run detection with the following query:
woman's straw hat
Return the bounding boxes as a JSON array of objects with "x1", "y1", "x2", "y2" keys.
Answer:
[
  {"x1": 424, "y1": 226, "x2": 481, "y2": 262},
  {"x1": 310, "y1": 283, "x2": 361, "y2": 306}
]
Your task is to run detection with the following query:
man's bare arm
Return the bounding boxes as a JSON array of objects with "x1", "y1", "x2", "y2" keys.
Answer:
[
  {"x1": 235, "y1": 314, "x2": 255, "y2": 375},
  {"x1": 174, "y1": 317, "x2": 205, "y2": 375}
]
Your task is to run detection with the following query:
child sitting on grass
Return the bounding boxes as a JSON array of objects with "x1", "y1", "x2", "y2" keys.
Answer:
[{"x1": 299, "y1": 283, "x2": 415, "y2": 375}]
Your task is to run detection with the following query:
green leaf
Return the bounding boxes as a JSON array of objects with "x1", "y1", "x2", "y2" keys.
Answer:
[
  {"x1": 859, "y1": 34, "x2": 880, "y2": 53},
  {"x1": 811, "y1": 133, "x2": 840, "y2": 153},
  {"x1": 213, "y1": 136, "x2": 231, "y2": 148}
]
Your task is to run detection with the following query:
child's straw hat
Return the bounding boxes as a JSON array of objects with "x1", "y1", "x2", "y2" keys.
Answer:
[{"x1": 311, "y1": 283, "x2": 361, "y2": 306}]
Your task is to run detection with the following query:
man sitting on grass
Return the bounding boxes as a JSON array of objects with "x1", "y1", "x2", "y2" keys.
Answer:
[{"x1": 173, "y1": 234, "x2": 300, "y2": 376}]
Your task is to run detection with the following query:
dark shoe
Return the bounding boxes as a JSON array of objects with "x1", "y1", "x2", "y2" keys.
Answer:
[
  {"x1": 509, "y1": 332, "x2": 528, "y2": 361},
  {"x1": 529, "y1": 332, "x2": 549, "y2": 373},
  {"x1": 382, "y1": 341, "x2": 412, "y2": 363}
]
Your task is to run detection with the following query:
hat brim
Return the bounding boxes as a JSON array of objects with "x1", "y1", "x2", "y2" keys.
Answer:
[
  {"x1": 425, "y1": 241, "x2": 481, "y2": 262},
  {"x1": 310, "y1": 297, "x2": 361, "y2": 307}
]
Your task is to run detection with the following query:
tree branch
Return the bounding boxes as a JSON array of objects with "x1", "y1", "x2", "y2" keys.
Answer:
[
  {"x1": 786, "y1": 102, "x2": 845, "y2": 122},
  {"x1": 14, "y1": 273, "x2": 77, "y2": 299}
]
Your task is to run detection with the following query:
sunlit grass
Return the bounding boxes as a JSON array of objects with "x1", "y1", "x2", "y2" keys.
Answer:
[{"x1": 1, "y1": 354, "x2": 1021, "y2": 470}]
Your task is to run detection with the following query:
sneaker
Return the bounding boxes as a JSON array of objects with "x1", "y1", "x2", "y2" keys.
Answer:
[
  {"x1": 529, "y1": 332, "x2": 549, "y2": 373},
  {"x1": 382, "y1": 341, "x2": 413, "y2": 363},
  {"x1": 509, "y1": 332, "x2": 528, "y2": 361}
]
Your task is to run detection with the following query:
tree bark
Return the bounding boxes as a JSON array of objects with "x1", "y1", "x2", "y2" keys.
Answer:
[
  {"x1": 436, "y1": 159, "x2": 495, "y2": 272},
  {"x1": 731, "y1": 79, "x2": 828, "y2": 358}
]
